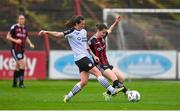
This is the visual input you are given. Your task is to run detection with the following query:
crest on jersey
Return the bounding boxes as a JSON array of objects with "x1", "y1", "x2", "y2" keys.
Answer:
[
  {"x1": 77, "y1": 37, "x2": 81, "y2": 40},
  {"x1": 88, "y1": 63, "x2": 92, "y2": 67},
  {"x1": 17, "y1": 53, "x2": 23, "y2": 58}
]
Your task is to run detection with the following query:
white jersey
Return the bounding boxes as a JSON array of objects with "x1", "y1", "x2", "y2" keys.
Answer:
[{"x1": 64, "y1": 28, "x2": 90, "y2": 61}]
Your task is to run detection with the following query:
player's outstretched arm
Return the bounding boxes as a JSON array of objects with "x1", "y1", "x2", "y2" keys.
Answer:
[
  {"x1": 39, "y1": 30, "x2": 64, "y2": 38},
  {"x1": 107, "y1": 16, "x2": 121, "y2": 34}
]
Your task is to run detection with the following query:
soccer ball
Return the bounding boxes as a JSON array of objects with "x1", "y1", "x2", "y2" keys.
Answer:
[{"x1": 127, "y1": 90, "x2": 141, "y2": 102}]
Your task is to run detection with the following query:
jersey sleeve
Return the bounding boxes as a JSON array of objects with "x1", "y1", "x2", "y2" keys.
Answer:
[
  {"x1": 87, "y1": 37, "x2": 93, "y2": 45},
  {"x1": 9, "y1": 25, "x2": 16, "y2": 37},
  {"x1": 63, "y1": 28, "x2": 74, "y2": 38},
  {"x1": 88, "y1": 37, "x2": 96, "y2": 50}
]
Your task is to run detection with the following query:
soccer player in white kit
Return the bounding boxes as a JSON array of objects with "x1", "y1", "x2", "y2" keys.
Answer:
[{"x1": 39, "y1": 15, "x2": 124, "y2": 102}]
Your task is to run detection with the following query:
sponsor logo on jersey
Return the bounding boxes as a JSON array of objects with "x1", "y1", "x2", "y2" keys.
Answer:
[
  {"x1": 17, "y1": 53, "x2": 22, "y2": 58},
  {"x1": 97, "y1": 45, "x2": 106, "y2": 51},
  {"x1": 88, "y1": 63, "x2": 92, "y2": 67}
]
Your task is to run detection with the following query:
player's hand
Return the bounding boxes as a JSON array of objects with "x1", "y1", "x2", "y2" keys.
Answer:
[
  {"x1": 38, "y1": 30, "x2": 47, "y2": 36},
  {"x1": 93, "y1": 56, "x2": 100, "y2": 63},
  {"x1": 16, "y1": 39, "x2": 22, "y2": 44},
  {"x1": 115, "y1": 16, "x2": 121, "y2": 23},
  {"x1": 30, "y1": 43, "x2": 35, "y2": 49}
]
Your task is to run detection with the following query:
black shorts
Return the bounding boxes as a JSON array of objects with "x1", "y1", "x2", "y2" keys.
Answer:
[
  {"x1": 75, "y1": 57, "x2": 95, "y2": 72},
  {"x1": 97, "y1": 64, "x2": 114, "y2": 73},
  {"x1": 11, "y1": 49, "x2": 24, "y2": 61}
]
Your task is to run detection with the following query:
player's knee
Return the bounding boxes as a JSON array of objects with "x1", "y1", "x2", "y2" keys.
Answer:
[
  {"x1": 19, "y1": 63, "x2": 25, "y2": 69},
  {"x1": 94, "y1": 69, "x2": 102, "y2": 77},
  {"x1": 18, "y1": 60, "x2": 25, "y2": 69}
]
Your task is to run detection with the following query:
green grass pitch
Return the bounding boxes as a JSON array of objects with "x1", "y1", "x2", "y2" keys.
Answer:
[{"x1": 0, "y1": 79, "x2": 180, "y2": 110}]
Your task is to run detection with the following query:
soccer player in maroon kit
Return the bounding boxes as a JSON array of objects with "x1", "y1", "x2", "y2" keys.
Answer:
[
  {"x1": 6, "y1": 14, "x2": 35, "y2": 88},
  {"x1": 88, "y1": 16, "x2": 129, "y2": 101}
]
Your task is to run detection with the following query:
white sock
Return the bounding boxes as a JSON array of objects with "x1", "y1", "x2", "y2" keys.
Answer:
[
  {"x1": 69, "y1": 82, "x2": 81, "y2": 98},
  {"x1": 67, "y1": 91, "x2": 73, "y2": 98},
  {"x1": 107, "y1": 85, "x2": 116, "y2": 94},
  {"x1": 97, "y1": 76, "x2": 110, "y2": 88}
]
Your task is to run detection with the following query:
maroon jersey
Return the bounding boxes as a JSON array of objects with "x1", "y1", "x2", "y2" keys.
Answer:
[
  {"x1": 9, "y1": 24, "x2": 28, "y2": 52},
  {"x1": 88, "y1": 32, "x2": 109, "y2": 65}
]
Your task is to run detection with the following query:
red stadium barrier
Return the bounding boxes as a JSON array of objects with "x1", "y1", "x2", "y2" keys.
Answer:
[{"x1": 0, "y1": 51, "x2": 46, "y2": 80}]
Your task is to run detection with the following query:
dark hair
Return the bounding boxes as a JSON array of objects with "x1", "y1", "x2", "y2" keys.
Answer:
[
  {"x1": 96, "y1": 23, "x2": 107, "y2": 31},
  {"x1": 18, "y1": 14, "x2": 25, "y2": 18},
  {"x1": 65, "y1": 15, "x2": 84, "y2": 29}
]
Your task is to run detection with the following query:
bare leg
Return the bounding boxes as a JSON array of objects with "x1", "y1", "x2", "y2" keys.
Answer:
[
  {"x1": 88, "y1": 66, "x2": 117, "y2": 95},
  {"x1": 112, "y1": 67, "x2": 125, "y2": 83},
  {"x1": 103, "y1": 69, "x2": 123, "y2": 94},
  {"x1": 64, "y1": 71, "x2": 89, "y2": 102},
  {"x1": 112, "y1": 67, "x2": 128, "y2": 93}
]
